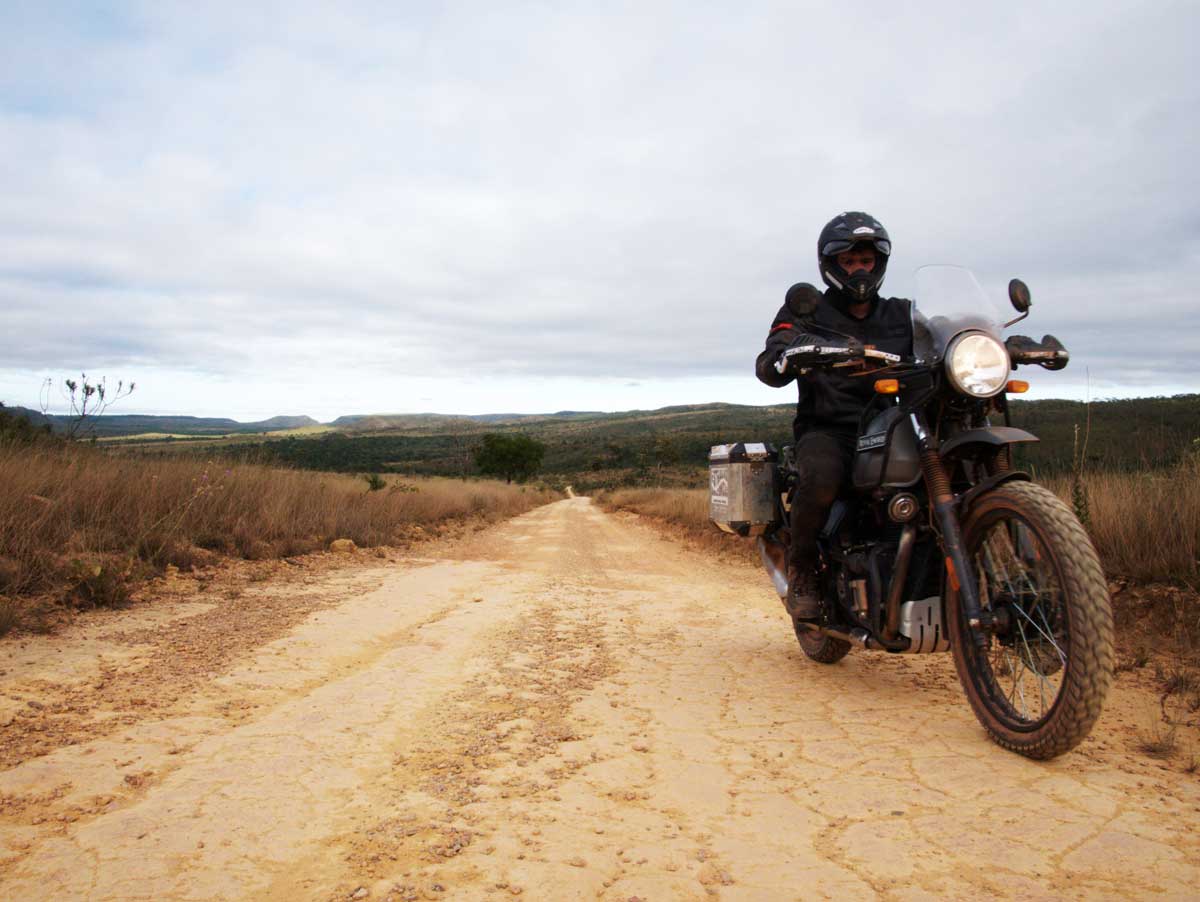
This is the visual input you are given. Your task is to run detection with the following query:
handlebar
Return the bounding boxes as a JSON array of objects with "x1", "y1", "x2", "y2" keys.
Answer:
[
  {"x1": 774, "y1": 333, "x2": 1070, "y2": 377},
  {"x1": 774, "y1": 344, "x2": 904, "y2": 374}
]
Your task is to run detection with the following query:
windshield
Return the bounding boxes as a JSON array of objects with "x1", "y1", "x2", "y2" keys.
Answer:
[{"x1": 913, "y1": 265, "x2": 1005, "y2": 361}]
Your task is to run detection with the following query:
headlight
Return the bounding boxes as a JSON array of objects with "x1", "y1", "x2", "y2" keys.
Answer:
[{"x1": 945, "y1": 332, "x2": 1010, "y2": 397}]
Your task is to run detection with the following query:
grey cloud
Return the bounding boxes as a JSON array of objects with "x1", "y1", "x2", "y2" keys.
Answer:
[{"x1": 2, "y1": 0, "x2": 1198, "y2": 414}]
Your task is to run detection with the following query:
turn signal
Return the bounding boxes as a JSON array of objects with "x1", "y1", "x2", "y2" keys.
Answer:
[
  {"x1": 874, "y1": 379, "x2": 900, "y2": 394},
  {"x1": 1005, "y1": 380, "x2": 1030, "y2": 394}
]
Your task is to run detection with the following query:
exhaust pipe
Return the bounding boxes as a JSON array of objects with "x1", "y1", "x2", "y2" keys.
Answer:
[
  {"x1": 805, "y1": 623, "x2": 910, "y2": 653},
  {"x1": 884, "y1": 523, "x2": 917, "y2": 640},
  {"x1": 757, "y1": 536, "x2": 789, "y2": 597}
]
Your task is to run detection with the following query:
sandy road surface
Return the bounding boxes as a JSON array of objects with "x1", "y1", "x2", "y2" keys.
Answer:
[{"x1": 1, "y1": 497, "x2": 1198, "y2": 900}]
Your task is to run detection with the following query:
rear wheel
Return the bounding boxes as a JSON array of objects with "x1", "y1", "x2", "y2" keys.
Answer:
[
  {"x1": 948, "y1": 482, "x2": 1113, "y2": 759},
  {"x1": 794, "y1": 620, "x2": 851, "y2": 664}
]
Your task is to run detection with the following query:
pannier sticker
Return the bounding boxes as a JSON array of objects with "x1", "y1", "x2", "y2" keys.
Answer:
[
  {"x1": 857, "y1": 433, "x2": 887, "y2": 451},
  {"x1": 710, "y1": 466, "x2": 730, "y2": 505}
]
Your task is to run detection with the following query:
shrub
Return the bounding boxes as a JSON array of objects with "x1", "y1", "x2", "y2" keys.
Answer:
[
  {"x1": 66, "y1": 555, "x2": 136, "y2": 608},
  {"x1": 474, "y1": 433, "x2": 545, "y2": 483},
  {"x1": 0, "y1": 403, "x2": 53, "y2": 445}
]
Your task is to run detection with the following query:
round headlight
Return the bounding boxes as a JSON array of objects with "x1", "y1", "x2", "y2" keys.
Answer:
[{"x1": 945, "y1": 332, "x2": 1010, "y2": 397}]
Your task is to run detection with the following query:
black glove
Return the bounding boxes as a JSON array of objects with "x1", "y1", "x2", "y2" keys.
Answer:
[
  {"x1": 1005, "y1": 334, "x2": 1069, "y2": 370},
  {"x1": 1039, "y1": 334, "x2": 1069, "y2": 370}
]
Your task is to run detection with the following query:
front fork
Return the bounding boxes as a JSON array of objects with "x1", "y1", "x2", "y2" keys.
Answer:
[{"x1": 910, "y1": 411, "x2": 989, "y2": 650}]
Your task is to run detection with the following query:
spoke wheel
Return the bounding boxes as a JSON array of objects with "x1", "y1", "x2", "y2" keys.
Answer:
[{"x1": 948, "y1": 482, "x2": 1113, "y2": 759}]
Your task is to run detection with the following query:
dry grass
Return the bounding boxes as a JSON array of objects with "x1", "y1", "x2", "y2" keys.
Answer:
[
  {"x1": 599, "y1": 457, "x2": 1200, "y2": 587},
  {"x1": 1046, "y1": 455, "x2": 1200, "y2": 585},
  {"x1": 0, "y1": 440, "x2": 556, "y2": 619},
  {"x1": 1136, "y1": 712, "x2": 1180, "y2": 759},
  {"x1": 595, "y1": 487, "x2": 759, "y2": 563},
  {"x1": 1185, "y1": 745, "x2": 1200, "y2": 774},
  {"x1": 0, "y1": 597, "x2": 18, "y2": 638},
  {"x1": 598, "y1": 487, "x2": 709, "y2": 527}
]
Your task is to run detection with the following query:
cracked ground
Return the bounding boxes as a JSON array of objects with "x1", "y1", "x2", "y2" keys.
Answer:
[{"x1": 1, "y1": 497, "x2": 1197, "y2": 900}]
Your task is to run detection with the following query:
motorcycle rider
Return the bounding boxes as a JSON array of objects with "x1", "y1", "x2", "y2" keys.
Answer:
[{"x1": 755, "y1": 212, "x2": 914, "y2": 621}]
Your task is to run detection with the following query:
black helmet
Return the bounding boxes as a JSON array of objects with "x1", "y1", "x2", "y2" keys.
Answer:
[{"x1": 817, "y1": 211, "x2": 892, "y2": 302}]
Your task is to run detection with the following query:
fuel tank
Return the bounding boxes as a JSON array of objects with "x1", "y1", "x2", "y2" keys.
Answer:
[{"x1": 852, "y1": 407, "x2": 923, "y2": 490}]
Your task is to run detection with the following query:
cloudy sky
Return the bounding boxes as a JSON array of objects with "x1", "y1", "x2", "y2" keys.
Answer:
[{"x1": 2, "y1": 0, "x2": 1197, "y2": 421}]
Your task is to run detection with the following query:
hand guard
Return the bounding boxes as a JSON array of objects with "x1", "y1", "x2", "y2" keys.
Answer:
[
  {"x1": 1005, "y1": 334, "x2": 1069, "y2": 370},
  {"x1": 774, "y1": 338, "x2": 865, "y2": 374}
]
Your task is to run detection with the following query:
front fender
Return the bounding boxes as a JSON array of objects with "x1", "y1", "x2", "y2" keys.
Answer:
[
  {"x1": 940, "y1": 426, "x2": 1038, "y2": 457},
  {"x1": 957, "y1": 470, "x2": 1032, "y2": 513}
]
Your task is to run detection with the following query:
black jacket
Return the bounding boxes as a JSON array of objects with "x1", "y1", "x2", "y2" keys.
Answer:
[{"x1": 755, "y1": 287, "x2": 914, "y2": 436}]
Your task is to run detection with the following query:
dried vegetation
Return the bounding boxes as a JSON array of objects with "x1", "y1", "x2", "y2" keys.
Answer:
[
  {"x1": 0, "y1": 440, "x2": 555, "y2": 634},
  {"x1": 1044, "y1": 453, "x2": 1200, "y2": 585},
  {"x1": 595, "y1": 486, "x2": 759, "y2": 565},
  {"x1": 598, "y1": 458, "x2": 1200, "y2": 585}
]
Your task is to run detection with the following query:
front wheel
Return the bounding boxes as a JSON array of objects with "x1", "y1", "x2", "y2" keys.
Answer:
[{"x1": 948, "y1": 481, "x2": 1113, "y2": 759}]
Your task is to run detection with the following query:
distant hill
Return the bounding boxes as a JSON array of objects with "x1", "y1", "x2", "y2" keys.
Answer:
[
  {"x1": 330, "y1": 413, "x2": 489, "y2": 433},
  {"x1": 329, "y1": 410, "x2": 607, "y2": 432},
  {"x1": 220, "y1": 395, "x2": 1200, "y2": 480},
  {"x1": 5, "y1": 406, "x2": 53, "y2": 429},
  {"x1": 6, "y1": 408, "x2": 319, "y2": 438},
  {"x1": 21, "y1": 395, "x2": 1199, "y2": 482},
  {"x1": 254, "y1": 415, "x2": 320, "y2": 430},
  {"x1": 1006, "y1": 394, "x2": 1200, "y2": 474},
  {"x1": 8, "y1": 402, "x2": 757, "y2": 439}
]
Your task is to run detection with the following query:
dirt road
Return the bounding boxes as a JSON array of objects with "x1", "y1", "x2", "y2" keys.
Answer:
[{"x1": 2, "y1": 497, "x2": 1198, "y2": 900}]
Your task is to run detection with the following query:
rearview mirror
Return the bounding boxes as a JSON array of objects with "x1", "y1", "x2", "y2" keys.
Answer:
[
  {"x1": 1008, "y1": 278, "x2": 1032, "y2": 313},
  {"x1": 785, "y1": 282, "x2": 822, "y2": 316}
]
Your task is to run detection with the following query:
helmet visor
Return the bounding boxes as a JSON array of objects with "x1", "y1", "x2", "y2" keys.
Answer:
[{"x1": 821, "y1": 237, "x2": 891, "y2": 258}]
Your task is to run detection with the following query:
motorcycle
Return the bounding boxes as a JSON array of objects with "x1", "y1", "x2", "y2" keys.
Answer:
[{"x1": 716, "y1": 266, "x2": 1113, "y2": 759}]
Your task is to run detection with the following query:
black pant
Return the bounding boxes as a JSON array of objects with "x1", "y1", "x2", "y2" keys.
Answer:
[{"x1": 789, "y1": 429, "x2": 856, "y2": 573}]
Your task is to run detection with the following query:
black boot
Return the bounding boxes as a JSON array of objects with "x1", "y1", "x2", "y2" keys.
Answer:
[{"x1": 786, "y1": 567, "x2": 821, "y2": 621}]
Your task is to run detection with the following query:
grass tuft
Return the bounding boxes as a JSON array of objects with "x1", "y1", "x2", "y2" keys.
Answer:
[
  {"x1": 1137, "y1": 715, "x2": 1179, "y2": 759},
  {"x1": 0, "y1": 597, "x2": 18, "y2": 637}
]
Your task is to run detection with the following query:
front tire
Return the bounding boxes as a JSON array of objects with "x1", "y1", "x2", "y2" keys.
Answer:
[{"x1": 948, "y1": 481, "x2": 1113, "y2": 759}]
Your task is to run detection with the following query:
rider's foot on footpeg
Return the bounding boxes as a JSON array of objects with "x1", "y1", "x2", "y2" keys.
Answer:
[{"x1": 787, "y1": 570, "x2": 821, "y2": 621}]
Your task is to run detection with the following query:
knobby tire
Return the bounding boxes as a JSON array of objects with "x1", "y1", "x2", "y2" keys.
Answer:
[{"x1": 948, "y1": 481, "x2": 1113, "y2": 759}]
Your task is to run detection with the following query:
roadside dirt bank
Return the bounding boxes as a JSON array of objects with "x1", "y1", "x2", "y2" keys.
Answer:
[{"x1": 1, "y1": 497, "x2": 1197, "y2": 900}]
